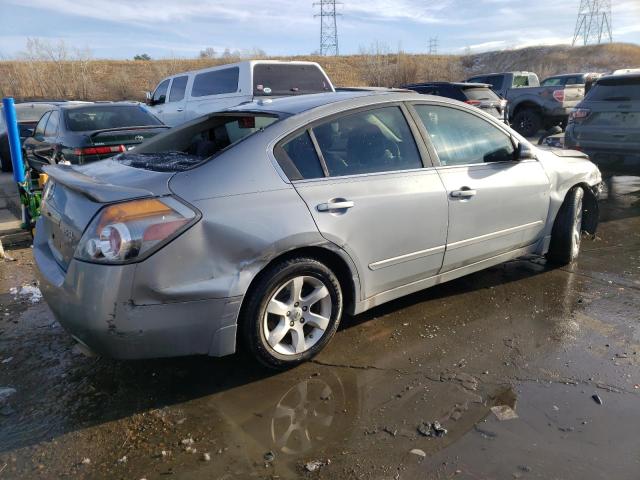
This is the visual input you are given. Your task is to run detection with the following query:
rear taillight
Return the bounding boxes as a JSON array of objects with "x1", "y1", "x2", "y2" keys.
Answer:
[
  {"x1": 74, "y1": 145, "x2": 126, "y2": 156},
  {"x1": 75, "y1": 197, "x2": 197, "y2": 264},
  {"x1": 552, "y1": 90, "x2": 565, "y2": 103},
  {"x1": 465, "y1": 100, "x2": 481, "y2": 106},
  {"x1": 569, "y1": 108, "x2": 591, "y2": 123}
]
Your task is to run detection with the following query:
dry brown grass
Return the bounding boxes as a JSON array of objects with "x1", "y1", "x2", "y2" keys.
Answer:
[{"x1": 1, "y1": 43, "x2": 638, "y2": 102}]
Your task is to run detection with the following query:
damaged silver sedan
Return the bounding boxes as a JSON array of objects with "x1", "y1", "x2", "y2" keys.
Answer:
[{"x1": 34, "y1": 91, "x2": 602, "y2": 368}]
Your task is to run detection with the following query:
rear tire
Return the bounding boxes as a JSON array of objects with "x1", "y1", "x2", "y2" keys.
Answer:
[
  {"x1": 547, "y1": 186, "x2": 584, "y2": 265},
  {"x1": 513, "y1": 109, "x2": 543, "y2": 138},
  {"x1": 241, "y1": 257, "x2": 343, "y2": 369}
]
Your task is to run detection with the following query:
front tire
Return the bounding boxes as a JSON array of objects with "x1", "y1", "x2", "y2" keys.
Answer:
[
  {"x1": 547, "y1": 186, "x2": 584, "y2": 265},
  {"x1": 241, "y1": 257, "x2": 343, "y2": 369}
]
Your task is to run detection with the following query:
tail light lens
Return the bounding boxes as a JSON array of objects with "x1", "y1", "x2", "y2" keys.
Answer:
[
  {"x1": 552, "y1": 90, "x2": 565, "y2": 103},
  {"x1": 569, "y1": 108, "x2": 591, "y2": 123},
  {"x1": 75, "y1": 197, "x2": 198, "y2": 264},
  {"x1": 74, "y1": 145, "x2": 126, "y2": 156},
  {"x1": 465, "y1": 100, "x2": 481, "y2": 106}
]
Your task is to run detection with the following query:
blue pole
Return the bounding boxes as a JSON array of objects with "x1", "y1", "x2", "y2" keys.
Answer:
[{"x1": 2, "y1": 97, "x2": 26, "y2": 184}]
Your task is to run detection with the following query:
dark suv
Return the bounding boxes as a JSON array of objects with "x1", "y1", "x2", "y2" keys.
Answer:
[
  {"x1": 403, "y1": 82, "x2": 508, "y2": 124},
  {"x1": 565, "y1": 73, "x2": 640, "y2": 171}
]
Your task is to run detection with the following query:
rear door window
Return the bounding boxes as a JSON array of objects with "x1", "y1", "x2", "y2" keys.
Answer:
[
  {"x1": 168, "y1": 76, "x2": 188, "y2": 102},
  {"x1": 191, "y1": 68, "x2": 239, "y2": 97},
  {"x1": 276, "y1": 131, "x2": 325, "y2": 180},
  {"x1": 312, "y1": 106, "x2": 423, "y2": 177},
  {"x1": 44, "y1": 111, "x2": 59, "y2": 136},
  {"x1": 253, "y1": 64, "x2": 332, "y2": 96},
  {"x1": 152, "y1": 79, "x2": 170, "y2": 105}
]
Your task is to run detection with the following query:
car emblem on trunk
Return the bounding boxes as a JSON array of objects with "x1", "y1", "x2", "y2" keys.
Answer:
[{"x1": 134, "y1": 135, "x2": 144, "y2": 141}]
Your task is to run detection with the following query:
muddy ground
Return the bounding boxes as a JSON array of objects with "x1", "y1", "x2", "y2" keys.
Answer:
[{"x1": 0, "y1": 174, "x2": 639, "y2": 480}]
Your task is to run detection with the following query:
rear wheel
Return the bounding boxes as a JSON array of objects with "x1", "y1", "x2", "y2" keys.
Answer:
[
  {"x1": 547, "y1": 186, "x2": 584, "y2": 265},
  {"x1": 241, "y1": 257, "x2": 343, "y2": 369},
  {"x1": 513, "y1": 109, "x2": 543, "y2": 138}
]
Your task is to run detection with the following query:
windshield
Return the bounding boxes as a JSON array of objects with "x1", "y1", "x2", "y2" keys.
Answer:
[
  {"x1": 64, "y1": 105, "x2": 162, "y2": 132},
  {"x1": 121, "y1": 114, "x2": 279, "y2": 171},
  {"x1": 586, "y1": 77, "x2": 640, "y2": 101},
  {"x1": 464, "y1": 87, "x2": 500, "y2": 101},
  {"x1": 253, "y1": 64, "x2": 332, "y2": 96}
]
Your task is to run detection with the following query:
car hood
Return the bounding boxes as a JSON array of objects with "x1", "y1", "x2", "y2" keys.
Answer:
[{"x1": 536, "y1": 147, "x2": 602, "y2": 191}]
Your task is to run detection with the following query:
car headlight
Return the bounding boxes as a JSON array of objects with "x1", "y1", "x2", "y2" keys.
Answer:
[{"x1": 75, "y1": 197, "x2": 198, "y2": 264}]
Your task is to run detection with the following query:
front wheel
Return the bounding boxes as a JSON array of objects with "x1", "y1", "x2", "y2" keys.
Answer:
[
  {"x1": 241, "y1": 257, "x2": 343, "y2": 369},
  {"x1": 547, "y1": 186, "x2": 584, "y2": 265}
]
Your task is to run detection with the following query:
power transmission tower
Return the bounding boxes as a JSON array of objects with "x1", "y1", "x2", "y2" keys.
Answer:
[
  {"x1": 428, "y1": 36, "x2": 438, "y2": 55},
  {"x1": 313, "y1": 0, "x2": 341, "y2": 56},
  {"x1": 572, "y1": 0, "x2": 613, "y2": 46}
]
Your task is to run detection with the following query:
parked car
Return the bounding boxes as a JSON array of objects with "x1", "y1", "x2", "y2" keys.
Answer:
[
  {"x1": 0, "y1": 101, "x2": 78, "y2": 172},
  {"x1": 146, "y1": 60, "x2": 335, "y2": 127},
  {"x1": 565, "y1": 73, "x2": 640, "y2": 171},
  {"x1": 23, "y1": 102, "x2": 168, "y2": 172},
  {"x1": 402, "y1": 82, "x2": 508, "y2": 123},
  {"x1": 466, "y1": 71, "x2": 586, "y2": 137},
  {"x1": 35, "y1": 91, "x2": 601, "y2": 369}
]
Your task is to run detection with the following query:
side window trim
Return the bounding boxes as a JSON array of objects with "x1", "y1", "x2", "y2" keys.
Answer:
[
  {"x1": 278, "y1": 102, "x2": 433, "y2": 182},
  {"x1": 307, "y1": 128, "x2": 330, "y2": 177},
  {"x1": 406, "y1": 101, "x2": 521, "y2": 168}
]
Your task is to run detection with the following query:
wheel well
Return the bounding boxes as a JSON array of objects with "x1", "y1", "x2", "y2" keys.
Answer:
[
  {"x1": 512, "y1": 102, "x2": 542, "y2": 118},
  {"x1": 554, "y1": 183, "x2": 599, "y2": 235},
  {"x1": 579, "y1": 183, "x2": 599, "y2": 235},
  {"x1": 238, "y1": 245, "x2": 357, "y2": 322}
]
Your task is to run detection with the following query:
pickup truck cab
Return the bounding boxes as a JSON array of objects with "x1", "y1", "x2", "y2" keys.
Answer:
[
  {"x1": 146, "y1": 60, "x2": 335, "y2": 126},
  {"x1": 467, "y1": 71, "x2": 585, "y2": 137}
]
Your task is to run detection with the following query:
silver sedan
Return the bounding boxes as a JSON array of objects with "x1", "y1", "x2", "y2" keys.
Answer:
[{"x1": 34, "y1": 91, "x2": 602, "y2": 368}]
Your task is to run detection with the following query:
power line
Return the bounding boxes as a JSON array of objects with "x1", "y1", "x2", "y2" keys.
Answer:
[
  {"x1": 572, "y1": 0, "x2": 613, "y2": 46},
  {"x1": 313, "y1": 0, "x2": 341, "y2": 56}
]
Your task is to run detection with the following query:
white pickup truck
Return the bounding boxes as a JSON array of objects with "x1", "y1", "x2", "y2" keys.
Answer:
[{"x1": 146, "y1": 60, "x2": 335, "y2": 126}]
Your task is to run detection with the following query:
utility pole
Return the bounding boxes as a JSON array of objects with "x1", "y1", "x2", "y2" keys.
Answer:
[
  {"x1": 428, "y1": 36, "x2": 438, "y2": 55},
  {"x1": 313, "y1": 0, "x2": 341, "y2": 56},
  {"x1": 572, "y1": 0, "x2": 613, "y2": 46}
]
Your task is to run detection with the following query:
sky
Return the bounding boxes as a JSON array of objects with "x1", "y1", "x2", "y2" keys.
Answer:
[{"x1": 0, "y1": 0, "x2": 639, "y2": 59}]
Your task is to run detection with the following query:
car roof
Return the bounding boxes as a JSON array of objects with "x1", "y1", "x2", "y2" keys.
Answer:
[
  {"x1": 227, "y1": 90, "x2": 428, "y2": 115},
  {"x1": 405, "y1": 82, "x2": 492, "y2": 89},
  {"x1": 58, "y1": 101, "x2": 145, "y2": 110}
]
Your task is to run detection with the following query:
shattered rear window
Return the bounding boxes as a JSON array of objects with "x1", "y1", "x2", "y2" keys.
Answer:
[{"x1": 119, "y1": 152, "x2": 204, "y2": 172}]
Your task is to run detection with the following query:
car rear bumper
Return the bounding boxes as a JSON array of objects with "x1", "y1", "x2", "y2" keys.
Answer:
[{"x1": 33, "y1": 226, "x2": 242, "y2": 359}]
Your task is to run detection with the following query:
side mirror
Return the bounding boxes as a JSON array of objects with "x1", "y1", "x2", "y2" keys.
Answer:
[{"x1": 516, "y1": 142, "x2": 537, "y2": 160}]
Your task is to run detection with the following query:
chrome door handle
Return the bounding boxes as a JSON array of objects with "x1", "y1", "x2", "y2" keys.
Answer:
[
  {"x1": 317, "y1": 200, "x2": 355, "y2": 212},
  {"x1": 450, "y1": 188, "x2": 477, "y2": 198}
]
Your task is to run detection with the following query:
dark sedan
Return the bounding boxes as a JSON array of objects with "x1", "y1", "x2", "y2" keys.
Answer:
[
  {"x1": 23, "y1": 103, "x2": 168, "y2": 172},
  {"x1": 402, "y1": 82, "x2": 509, "y2": 124},
  {"x1": 0, "y1": 101, "x2": 76, "y2": 172}
]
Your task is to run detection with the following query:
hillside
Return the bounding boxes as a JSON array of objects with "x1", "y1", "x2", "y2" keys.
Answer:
[{"x1": 0, "y1": 43, "x2": 638, "y2": 102}]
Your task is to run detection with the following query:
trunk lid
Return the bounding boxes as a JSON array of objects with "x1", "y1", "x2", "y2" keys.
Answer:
[
  {"x1": 39, "y1": 159, "x2": 175, "y2": 271},
  {"x1": 79, "y1": 126, "x2": 169, "y2": 163}
]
